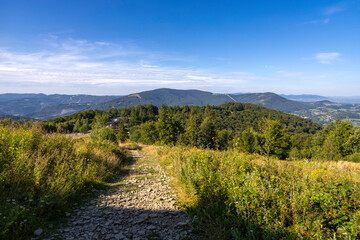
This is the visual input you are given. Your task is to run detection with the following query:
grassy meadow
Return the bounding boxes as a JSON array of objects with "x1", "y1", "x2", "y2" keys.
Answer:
[
  {"x1": 0, "y1": 121, "x2": 126, "y2": 239},
  {"x1": 154, "y1": 146, "x2": 360, "y2": 239}
]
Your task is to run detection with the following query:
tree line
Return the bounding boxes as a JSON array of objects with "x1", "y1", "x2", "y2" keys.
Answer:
[{"x1": 40, "y1": 102, "x2": 360, "y2": 162}]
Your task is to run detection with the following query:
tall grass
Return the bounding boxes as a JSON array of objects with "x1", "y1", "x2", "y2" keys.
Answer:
[
  {"x1": 157, "y1": 147, "x2": 360, "y2": 239},
  {"x1": 0, "y1": 122, "x2": 125, "y2": 239}
]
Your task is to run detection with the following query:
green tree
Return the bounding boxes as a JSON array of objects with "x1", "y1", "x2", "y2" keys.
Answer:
[
  {"x1": 139, "y1": 121, "x2": 159, "y2": 144},
  {"x1": 320, "y1": 133, "x2": 341, "y2": 160},
  {"x1": 184, "y1": 110, "x2": 201, "y2": 146},
  {"x1": 90, "y1": 127, "x2": 117, "y2": 142},
  {"x1": 198, "y1": 117, "x2": 216, "y2": 149},
  {"x1": 260, "y1": 117, "x2": 291, "y2": 160},
  {"x1": 79, "y1": 118, "x2": 90, "y2": 133},
  {"x1": 91, "y1": 113, "x2": 108, "y2": 129},
  {"x1": 73, "y1": 119, "x2": 80, "y2": 133},
  {"x1": 157, "y1": 104, "x2": 182, "y2": 145},
  {"x1": 117, "y1": 120, "x2": 128, "y2": 143},
  {"x1": 240, "y1": 127, "x2": 258, "y2": 153}
]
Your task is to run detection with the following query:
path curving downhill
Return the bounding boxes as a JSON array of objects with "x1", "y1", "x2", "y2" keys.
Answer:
[{"x1": 45, "y1": 148, "x2": 194, "y2": 240}]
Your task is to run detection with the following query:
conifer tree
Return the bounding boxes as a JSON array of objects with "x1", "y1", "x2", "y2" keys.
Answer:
[
  {"x1": 260, "y1": 117, "x2": 291, "y2": 160},
  {"x1": 157, "y1": 104, "x2": 182, "y2": 145}
]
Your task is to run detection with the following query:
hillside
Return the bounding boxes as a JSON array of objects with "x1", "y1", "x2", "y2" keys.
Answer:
[
  {"x1": 28, "y1": 103, "x2": 92, "y2": 119},
  {"x1": 293, "y1": 100, "x2": 360, "y2": 126},
  {"x1": 280, "y1": 94, "x2": 328, "y2": 102},
  {"x1": 232, "y1": 92, "x2": 309, "y2": 112},
  {"x1": 1, "y1": 89, "x2": 360, "y2": 125},
  {"x1": 0, "y1": 114, "x2": 33, "y2": 121},
  {"x1": 93, "y1": 88, "x2": 309, "y2": 112},
  {"x1": 92, "y1": 88, "x2": 236, "y2": 109},
  {"x1": 282, "y1": 94, "x2": 360, "y2": 104},
  {"x1": 0, "y1": 94, "x2": 118, "y2": 118}
]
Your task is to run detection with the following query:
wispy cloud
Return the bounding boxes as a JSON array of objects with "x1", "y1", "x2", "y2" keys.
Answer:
[
  {"x1": 304, "y1": 18, "x2": 330, "y2": 25},
  {"x1": 324, "y1": 5, "x2": 345, "y2": 15},
  {"x1": 0, "y1": 37, "x2": 275, "y2": 94},
  {"x1": 315, "y1": 52, "x2": 341, "y2": 64}
]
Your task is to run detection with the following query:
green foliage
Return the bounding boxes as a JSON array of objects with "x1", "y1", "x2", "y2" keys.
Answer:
[
  {"x1": 40, "y1": 102, "x2": 360, "y2": 162},
  {"x1": 159, "y1": 147, "x2": 360, "y2": 239},
  {"x1": 116, "y1": 120, "x2": 128, "y2": 143},
  {"x1": 129, "y1": 122, "x2": 158, "y2": 145},
  {"x1": 197, "y1": 117, "x2": 216, "y2": 149},
  {"x1": 90, "y1": 127, "x2": 117, "y2": 142},
  {"x1": 312, "y1": 119, "x2": 360, "y2": 161},
  {"x1": 260, "y1": 117, "x2": 291, "y2": 160},
  {"x1": 0, "y1": 122, "x2": 125, "y2": 239},
  {"x1": 233, "y1": 127, "x2": 259, "y2": 153},
  {"x1": 91, "y1": 113, "x2": 108, "y2": 129},
  {"x1": 79, "y1": 118, "x2": 90, "y2": 133},
  {"x1": 157, "y1": 104, "x2": 182, "y2": 145},
  {"x1": 345, "y1": 152, "x2": 360, "y2": 163}
]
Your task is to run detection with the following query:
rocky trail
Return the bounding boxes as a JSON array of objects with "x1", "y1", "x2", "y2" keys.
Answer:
[{"x1": 43, "y1": 148, "x2": 194, "y2": 240}]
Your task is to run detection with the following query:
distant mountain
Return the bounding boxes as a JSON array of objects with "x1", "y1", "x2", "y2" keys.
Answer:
[
  {"x1": 28, "y1": 103, "x2": 92, "y2": 119},
  {"x1": 1, "y1": 89, "x2": 359, "y2": 125},
  {"x1": 233, "y1": 92, "x2": 309, "y2": 112},
  {"x1": 92, "y1": 88, "x2": 236, "y2": 109},
  {"x1": 0, "y1": 94, "x2": 118, "y2": 119},
  {"x1": 281, "y1": 94, "x2": 360, "y2": 104},
  {"x1": 93, "y1": 88, "x2": 309, "y2": 113},
  {"x1": 327, "y1": 96, "x2": 360, "y2": 104},
  {"x1": 0, "y1": 113, "x2": 34, "y2": 121},
  {"x1": 281, "y1": 94, "x2": 328, "y2": 103}
]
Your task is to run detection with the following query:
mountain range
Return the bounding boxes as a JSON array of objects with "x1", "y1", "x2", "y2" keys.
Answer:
[{"x1": 0, "y1": 89, "x2": 359, "y2": 126}]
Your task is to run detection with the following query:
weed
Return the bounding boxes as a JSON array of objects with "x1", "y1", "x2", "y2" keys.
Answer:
[
  {"x1": 0, "y1": 123, "x2": 125, "y2": 239},
  {"x1": 156, "y1": 147, "x2": 360, "y2": 239}
]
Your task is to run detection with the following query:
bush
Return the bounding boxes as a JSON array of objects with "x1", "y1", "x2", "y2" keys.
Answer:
[
  {"x1": 0, "y1": 123, "x2": 124, "y2": 239},
  {"x1": 158, "y1": 147, "x2": 360, "y2": 239},
  {"x1": 90, "y1": 127, "x2": 117, "y2": 142},
  {"x1": 345, "y1": 152, "x2": 360, "y2": 163}
]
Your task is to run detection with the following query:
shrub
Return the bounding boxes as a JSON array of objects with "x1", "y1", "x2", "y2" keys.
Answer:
[
  {"x1": 158, "y1": 147, "x2": 360, "y2": 239},
  {"x1": 90, "y1": 127, "x2": 117, "y2": 142},
  {"x1": 0, "y1": 123, "x2": 124, "y2": 239},
  {"x1": 346, "y1": 152, "x2": 360, "y2": 163}
]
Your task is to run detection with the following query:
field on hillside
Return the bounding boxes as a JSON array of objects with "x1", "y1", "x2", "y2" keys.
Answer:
[
  {"x1": 0, "y1": 122, "x2": 126, "y2": 240},
  {"x1": 293, "y1": 103, "x2": 360, "y2": 126},
  {"x1": 153, "y1": 147, "x2": 360, "y2": 239}
]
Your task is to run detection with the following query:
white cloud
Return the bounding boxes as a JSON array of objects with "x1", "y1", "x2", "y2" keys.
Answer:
[
  {"x1": 0, "y1": 37, "x2": 275, "y2": 94},
  {"x1": 141, "y1": 64, "x2": 160, "y2": 68},
  {"x1": 315, "y1": 52, "x2": 341, "y2": 64},
  {"x1": 305, "y1": 18, "x2": 330, "y2": 25},
  {"x1": 324, "y1": 6, "x2": 345, "y2": 15}
]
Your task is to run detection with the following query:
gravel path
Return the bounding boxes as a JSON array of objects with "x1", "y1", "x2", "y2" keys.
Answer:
[{"x1": 44, "y1": 149, "x2": 194, "y2": 240}]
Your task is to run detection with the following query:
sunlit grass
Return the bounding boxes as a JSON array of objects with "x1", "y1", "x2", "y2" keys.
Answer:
[
  {"x1": 0, "y1": 122, "x2": 126, "y2": 239},
  {"x1": 155, "y1": 146, "x2": 360, "y2": 239}
]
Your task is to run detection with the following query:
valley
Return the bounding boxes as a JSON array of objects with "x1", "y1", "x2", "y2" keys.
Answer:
[{"x1": 1, "y1": 89, "x2": 360, "y2": 127}]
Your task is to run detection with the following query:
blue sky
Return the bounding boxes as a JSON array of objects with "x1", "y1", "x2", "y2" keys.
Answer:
[{"x1": 0, "y1": 0, "x2": 359, "y2": 96}]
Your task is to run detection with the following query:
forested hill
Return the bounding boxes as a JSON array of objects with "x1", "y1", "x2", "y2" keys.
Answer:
[
  {"x1": 2, "y1": 90, "x2": 359, "y2": 125},
  {"x1": 42, "y1": 102, "x2": 322, "y2": 136},
  {"x1": 232, "y1": 92, "x2": 309, "y2": 112},
  {"x1": 92, "y1": 88, "x2": 234, "y2": 109},
  {"x1": 92, "y1": 88, "x2": 309, "y2": 112}
]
